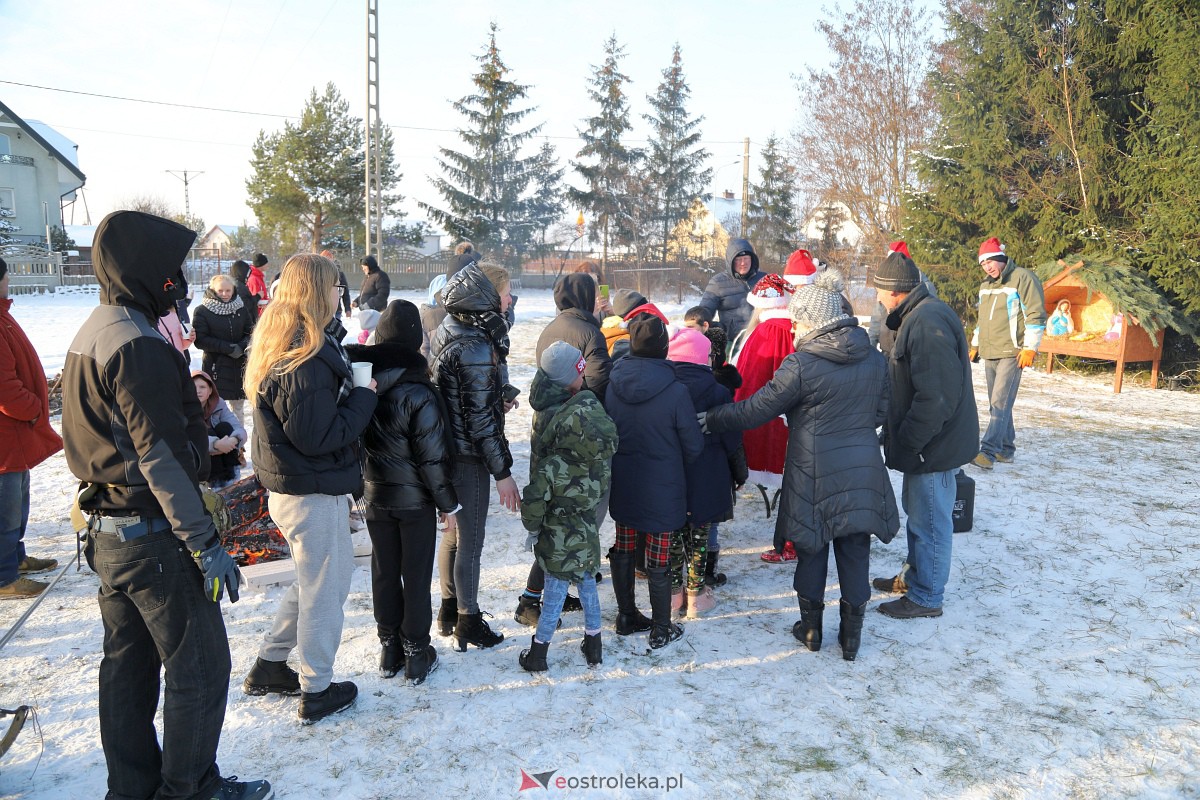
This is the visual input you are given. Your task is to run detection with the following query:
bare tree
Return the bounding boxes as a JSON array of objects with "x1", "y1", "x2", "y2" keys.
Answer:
[{"x1": 791, "y1": 0, "x2": 937, "y2": 248}]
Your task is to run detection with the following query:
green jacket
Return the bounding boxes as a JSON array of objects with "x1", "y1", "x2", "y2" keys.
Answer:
[
  {"x1": 521, "y1": 382, "x2": 619, "y2": 583},
  {"x1": 971, "y1": 258, "x2": 1047, "y2": 359}
]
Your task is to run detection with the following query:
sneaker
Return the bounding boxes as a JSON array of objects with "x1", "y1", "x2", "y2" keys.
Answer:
[
  {"x1": 243, "y1": 658, "x2": 301, "y2": 696},
  {"x1": 760, "y1": 541, "x2": 797, "y2": 563},
  {"x1": 204, "y1": 775, "x2": 273, "y2": 800},
  {"x1": 994, "y1": 453, "x2": 1014, "y2": 464},
  {"x1": 878, "y1": 596, "x2": 943, "y2": 619},
  {"x1": 298, "y1": 680, "x2": 357, "y2": 725},
  {"x1": 0, "y1": 577, "x2": 48, "y2": 600},
  {"x1": 971, "y1": 453, "x2": 994, "y2": 470},
  {"x1": 18, "y1": 556, "x2": 57, "y2": 574}
]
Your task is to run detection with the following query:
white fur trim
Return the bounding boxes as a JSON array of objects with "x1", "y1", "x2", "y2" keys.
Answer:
[
  {"x1": 747, "y1": 293, "x2": 789, "y2": 309},
  {"x1": 746, "y1": 469, "x2": 783, "y2": 489},
  {"x1": 785, "y1": 274, "x2": 815, "y2": 286},
  {"x1": 978, "y1": 250, "x2": 1005, "y2": 263}
]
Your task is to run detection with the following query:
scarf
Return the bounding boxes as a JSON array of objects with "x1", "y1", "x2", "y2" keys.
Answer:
[
  {"x1": 451, "y1": 309, "x2": 510, "y2": 362},
  {"x1": 200, "y1": 290, "x2": 245, "y2": 316}
]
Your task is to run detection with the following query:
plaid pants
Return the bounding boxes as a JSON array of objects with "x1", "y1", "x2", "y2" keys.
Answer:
[{"x1": 614, "y1": 523, "x2": 671, "y2": 569}]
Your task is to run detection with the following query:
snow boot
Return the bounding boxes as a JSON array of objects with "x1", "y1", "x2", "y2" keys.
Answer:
[
  {"x1": 685, "y1": 586, "x2": 717, "y2": 618},
  {"x1": 379, "y1": 635, "x2": 404, "y2": 679},
  {"x1": 703, "y1": 550, "x2": 727, "y2": 588},
  {"x1": 514, "y1": 593, "x2": 542, "y2": 626},
  {"x1": 298, "y1": 680, "x2": 357, "y2": 725},
  {"x1": 838, "y1": 599, "x2": 867, "y2": 662},
  {"x1": 243, "y1": 657, "x2": 301, "y2": 696},
  {"x1": 670, "y1": 588, "x2": 685, "y2": 617},
  {"x1": 453, "y1": 611, "x2": 504, "y2": 651},
  {"x1": 581, "y1": 632, "x2": 602, "y2": 667},
  {"x1": 609, "y1": 548, "x2": 651, "y2": 635},
  {"x1": 562, "y1": 594, "x2": 583, "y2": 613},
  {"x1": 403, "y1": 639, "x2": 439, "y2": 685},
  {"x1": 792, "y1": 597, "x2": 824, "y2": 652},
  {"x1": 647, "y1": 565, "x2": 683, "y2": 649},
  {"x1": 519, "y1": 637, "x2": 549, "y2": 672},
  {"x1": 437, "y1": 597, "x2": 458, "y2": 637}
]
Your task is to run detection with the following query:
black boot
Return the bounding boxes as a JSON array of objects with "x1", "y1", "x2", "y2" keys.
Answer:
[
  {"x1": 609, "y1": 549, "x2": 651, "y2": 635},
  {"x1": 453, "y1": 611, "x2": 504, "y2": 651},
  {"x1": 647, "y1": 565, "x2": 683, "y2": 649},
  {"x1": 379, "y1": 635, "x2": 405, "y2": 679},
  {"x1": 438, "y1": 598, "x2": 458, "y2": 637},
  {"x1": 562, "y1": 594, "x2": 583, "y2": 613},
  {"x1": 403, "y1": 639, "x2": 439, "y2": 685},
  {"x1": 519, "y1": 637, "x2": 549, "y2": 672},
  {"x1": 838, "y1": 599, "x2": 866, "y2": 661},
  {"x1": 298, "y1": 680, "x2": 357, "y2": 725},
  {"x1": 243, "y1": 657, "x2": 301, "y2": 696},
  {"x1": 581, "y1": 632, "x2": 602, "y2": 667},
  {"x1": 703, "y1": 550, "x2": 727, "y2": 588},
  {"x1": 792, "y1": 597, "x2": 824, "y2": 652},
  {"x1": 514, "y1": 594, "x2": 542, "y2": 626}
]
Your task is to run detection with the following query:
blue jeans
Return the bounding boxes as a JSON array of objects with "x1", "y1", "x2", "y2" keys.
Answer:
[
  {"x1": 901, "y1": 470, "x2": 957, "y2": 608},
  {"x1": 981, "y1": 357, "x2": 1022, "y2": 459},
  {"x1": 84, "y1": 527, "x2": 231, "y2": 800},
  {"x1": 536, "y1": 573, "x2": 602, "y2": 644},
  {"x1": 707, "y1": 522, "x2": 720, "y2": 552},
  {"x1": 0, "y1": 470, "x2": 30, "y2": 585}
]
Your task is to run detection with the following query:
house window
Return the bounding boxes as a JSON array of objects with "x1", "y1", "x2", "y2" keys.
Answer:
[
  {"x1": 0, "y1": 133, "x2": 10, "y2": 156},
  {"x1": 0, "y1": 188, "x2": 14, "y2": 213}
]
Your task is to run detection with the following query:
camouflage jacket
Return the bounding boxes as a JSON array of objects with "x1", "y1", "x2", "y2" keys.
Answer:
[{"x1": 521, "y1": 383, "x2": 619, "y2": 583}]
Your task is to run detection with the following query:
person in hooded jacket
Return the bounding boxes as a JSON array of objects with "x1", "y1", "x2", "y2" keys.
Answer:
[
  {"x1": 698, "y1": 237, "x2": 766, "y2": 341},
  {"x1": 702, "y1": 270, "x2": 900, "y2": 661},
  {"x1": 192, "y1": 274, "x2": 253, "y2": 428},
  {"x1": 230, "y1": 260, "x2": 259, "y2": 330},
  {"x1": 344, "y1": 299, "x2": 459, "y2": 686},
  {"x1": 353, "y1": 255, "x2": 391, "y2": 313},
  {"x1": 249, "y1": 253, "x2": 271, "y2": 313},
  {"x1": 429, "y1": 262, "x2": 520, "y2": 651},
  {"x1": 62, "y1": 211, "x2": 271, "y2": 800},
  {"x1": 605, "y1": 314, "x2": 705, "y2": 649},
  {"x1": 242, "y1": 253, "x2": 378, "y2": 725}
]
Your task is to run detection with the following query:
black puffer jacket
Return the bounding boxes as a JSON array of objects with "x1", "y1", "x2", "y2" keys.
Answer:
[
  {"x1": 883, "y1": 283, "x2": 979, "y2": 473},
  {"x1": 355, "y1": 267, "x2": 391, "y2": 312},
  {"x1": 344, "y1": 341, "x2": 458, "y2": 513},
  {"x1": 605, "y1": 356, "x2": 704, "y2": 532},
  {"x1": 251, "y1": 323, "x2": 377, "y2": 496},
  {"x1": 192, "y1": 290, "x2": 253, "y2": 400},
  {"x1": 673, "y1": 362, "x2": 746, "y2": 526},
  {"x1": 698, "y1": 238, "x2": 765, "y2": 341},
  {"x1": 706, "y1": 319, "x2": 899, "y2": 554},
  {"x1": 429, "y1": 264, "x2": 513, "y2": 480},
  {"x1": 535, "y1": 274, "x2": 612, "y2": 404}
]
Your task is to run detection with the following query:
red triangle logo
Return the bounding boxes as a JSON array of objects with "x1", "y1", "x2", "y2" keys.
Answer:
[{"x1": 519, "y1": 769, "x2": 542, "y2": 791}]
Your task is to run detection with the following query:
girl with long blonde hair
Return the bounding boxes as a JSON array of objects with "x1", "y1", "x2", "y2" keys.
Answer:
[{"x1": 241, "y1": 253, "x2": 379, "y2": 725}]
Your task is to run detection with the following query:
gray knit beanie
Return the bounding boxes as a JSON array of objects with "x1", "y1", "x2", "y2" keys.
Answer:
[
  {"x1": 540, "y1": 341, "x2": 585, "y2": 387},
  {"x1": 789, "y1": 269, "x2": 851, "y2": 331},
  {"x1": 870, "y1": 252, "x2": 920, "y2": 293}
]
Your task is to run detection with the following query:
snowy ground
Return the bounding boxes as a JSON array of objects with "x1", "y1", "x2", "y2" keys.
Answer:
[{"x1": 2, "y1": 287, "x2": 1199, "y2": 799}]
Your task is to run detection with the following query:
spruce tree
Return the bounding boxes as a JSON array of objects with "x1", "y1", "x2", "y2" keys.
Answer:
[
  {"x1": 745, "y1": 136, "x2": 798, "y2": 265},
  {"x1": 526, "y1": 141, "x2": 566, "y2": 261},
  {"x1": 420, "y1": 23, "x2": 543, "y2": 262},
  {"x1": 570, "y1": 34, "x2": 642, "y2": 266},
  {"x1": 643, "y1": 44, "x2": 711, "y2": 263}
]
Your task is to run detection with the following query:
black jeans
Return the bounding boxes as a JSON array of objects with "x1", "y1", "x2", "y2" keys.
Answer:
[
  {"x1": 366, "y1": 505, "x2": 437, "y2": 648},
  {"x1": 85, "y1": 527, "x2": 230, "y2": 800},
  {"x1": 792, "y1": 532, "x2": 871, "y2": 608}
]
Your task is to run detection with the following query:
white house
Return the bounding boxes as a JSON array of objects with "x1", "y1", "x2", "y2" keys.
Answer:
[
  {"x1": 0, "y1": 99, "x2": 86, "y2": 248},
  {"x1": 197, "y1": 224, "x2": 240, "y2": 255}
]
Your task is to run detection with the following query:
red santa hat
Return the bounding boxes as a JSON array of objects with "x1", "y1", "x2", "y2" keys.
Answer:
[
  {"x1": 784, "y1": 249, "x2": 819, "y2": 286},
  {"x1": 748, "y1": 273, "x2": 795, "y2": 309},
  {"x1": 978, "y1": 237, "x2": 1006, "y2": 263},
  {"x1": 887, "y1": 241, "x2": 911, "y2": 258}
]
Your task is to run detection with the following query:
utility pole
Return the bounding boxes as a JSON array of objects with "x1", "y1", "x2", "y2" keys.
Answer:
[
  {"x1": 166, "y1": 170, "x2": 203, "y2": 220},
  {"x1": 740, "y1": 138, "x2": 750, "y2": 236},
  {"x1": 365, "y1": 0, "x2": 383, "y2": 257}
]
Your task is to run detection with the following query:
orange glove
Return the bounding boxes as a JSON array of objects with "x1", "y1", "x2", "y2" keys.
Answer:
[
  {"x1": 968, "y1": 348, "x2": 979, "y2": 363},
  {"x1": 1017, "y1": 349, "x2": 1036, "y2": 369}
]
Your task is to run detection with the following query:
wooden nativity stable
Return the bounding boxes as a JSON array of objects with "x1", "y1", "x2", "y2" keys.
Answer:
[{"x1": 1036, "y1": 258, "x2": 1170, "y2": 393}]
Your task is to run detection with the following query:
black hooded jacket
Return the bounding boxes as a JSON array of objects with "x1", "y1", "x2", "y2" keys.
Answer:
[
  {"x1": 534, "y1": 273, "x2": 612, "y2": 403},
  {"x1": 344, "y1": 341, "x2": 459, "y2": 513},
  {"x1": 61, "y1": 211, "x2": 218, "y2": 549},
  {"x1": 355, "y1": 263, "x2": 391, "y2": 312},
  {"x1": 429, "y1": 264, "x2": 514, "y2": 480},
  {"x1": 699, "y1": 238, "x2": 765, "y2": 341}
]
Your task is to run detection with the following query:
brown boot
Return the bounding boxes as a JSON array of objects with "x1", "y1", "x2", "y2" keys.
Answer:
[{"x1": 0, "y1": 577, "x2": 48, "y2": 600}]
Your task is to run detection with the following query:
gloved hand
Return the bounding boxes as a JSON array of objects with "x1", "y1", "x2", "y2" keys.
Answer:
[
  {"x1": 968, "y1": 347, "x2": 979, "y2": 363},
  {"x1": 228, "y1": 344, "x2": 244, "y2": 359},
  {"x1": 524, "y1": 533, "x2": 538, "y2": 552},
  {"x1": 697, "y1": 412, "x2": 710, "y2": 434},
  {"x1": 1017, "y1": 348, "x2": 1036, "y2": 369},
  {"x1": 191, "y1": 541, "x2": 242, "y2": 603}
]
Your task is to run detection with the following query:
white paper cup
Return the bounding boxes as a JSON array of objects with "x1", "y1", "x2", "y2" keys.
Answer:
[{"x1": 351, "y1": 362, "x2": 372, "y2": 388}]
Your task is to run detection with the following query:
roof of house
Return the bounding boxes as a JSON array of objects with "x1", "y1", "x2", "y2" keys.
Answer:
[{"x1": 0, "y1": 99, "x2": 86, "y2": 184}]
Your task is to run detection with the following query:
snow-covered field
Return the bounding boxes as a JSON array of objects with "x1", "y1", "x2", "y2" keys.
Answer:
[{"x1": 2, "y1": 287, "x2": 1199, "y2": 799}]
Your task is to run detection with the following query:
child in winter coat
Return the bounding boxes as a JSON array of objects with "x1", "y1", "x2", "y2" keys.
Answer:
[
  {"x1": 519, "y1": 342, "x2": 619, "y2": 672},
  {"x1": 191, "y1": 370, "x2": 246, "y2": 489}
]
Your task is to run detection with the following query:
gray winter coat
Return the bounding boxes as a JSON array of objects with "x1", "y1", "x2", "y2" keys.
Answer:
[
  {"x1": 698, "y1": 238, "x2": 765, "y2": 341},
  {"x1": 706, "y1": 319, "x2": 899, "y2": 554}
]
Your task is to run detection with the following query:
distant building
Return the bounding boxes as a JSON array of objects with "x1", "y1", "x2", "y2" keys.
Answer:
[
  {"x1": 801, "y1": 200, "x2": 864, "y2": 248},
  {"x1": 0, "y1": 99, "x2": 87, "y2": 248},
  {"x1": 197, "y1": 224, "x2": 241, "y2": 256}
]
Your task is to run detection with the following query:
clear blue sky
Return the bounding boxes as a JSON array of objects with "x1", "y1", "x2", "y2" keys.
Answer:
[{"x1": 1, "y1": 0, "x2": 854, "y2": 232}]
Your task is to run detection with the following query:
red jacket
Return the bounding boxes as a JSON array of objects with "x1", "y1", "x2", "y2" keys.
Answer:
[
  {"x1": 0, "y1": 298, "x2": 63, "y2": 472},
  {"x1": 246, "y1": 266, "x2": 269, "y2": 314}
]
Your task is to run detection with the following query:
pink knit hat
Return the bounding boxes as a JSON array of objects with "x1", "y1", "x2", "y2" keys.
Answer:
[
  {"x1": 667, "y1": 325, "x2": 712, "y2": 366},
  {"x1": 784, "y1": 249, "x2": 819, "y2": 285},
  {"x1": 747, "y1": 273, "x2": 795, "y2": 308}
]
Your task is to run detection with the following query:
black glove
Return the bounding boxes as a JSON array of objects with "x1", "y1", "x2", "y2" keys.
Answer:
[
  {"x1": 227, "y1": 344, "x2": 244, "y2": 359},
  {"x1": 191, "y1": 541, "x2": 242, "y2": 603}
]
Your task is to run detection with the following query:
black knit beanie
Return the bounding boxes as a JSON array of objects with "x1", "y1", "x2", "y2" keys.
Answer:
[
  {"x1": 375, "y1": 299, "x2": 423, "y2": 351},
  {"x1": 612, "y1": 288, "x2": 649, "y2": 318},
  {"x1": 871, "y1": 252, "x2": 920, "y2": 293},
  {"x1": 628, "y1": 314, "x2": 669, "y2": 359},
  {"x1": 253, "y1": 253, "x2": 268, "y2": 268}
]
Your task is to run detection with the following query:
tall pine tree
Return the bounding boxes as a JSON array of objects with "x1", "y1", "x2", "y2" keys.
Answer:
[
  {"x1": 570, "y1": 34, "x2": 641, "y2": 267},
  {"x1": 421, "y1": 23, "x2": 543, "y2": 262},
  {"x1": 526, "y1": 141, "x2": 566, "y2": 261},
  {"x1": 746, "y1": 136, "x2": 798, "y2": 264},
  {"x1": 643, "y1": 44, "x2": 711, "y2": 263}
]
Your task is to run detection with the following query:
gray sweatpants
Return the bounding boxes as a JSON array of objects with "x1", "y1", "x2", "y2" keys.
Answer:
[{"x1": 259, "y1": 492, "x2": 355, "y2": 693}]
